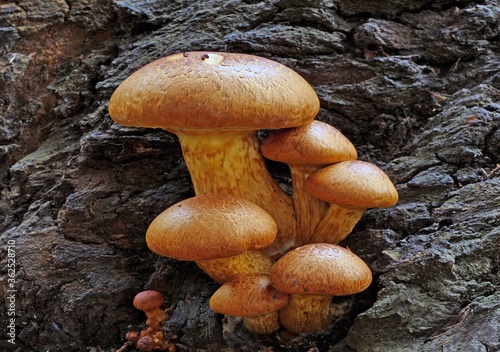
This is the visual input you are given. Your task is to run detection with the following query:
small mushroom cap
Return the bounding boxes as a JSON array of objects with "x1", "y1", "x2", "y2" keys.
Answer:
[
  {"x1": 210, "y1": 273, "x2": 289, "y2": 317},
  {"x1": 305, "y1": 160, "x2": 398, "y2": 208},
  {"x1": 146, "y1": 194, "x2": 278, "y2": 261},
  {"x1": 261, "y1": 121, "x2": 357, "y2": 165},
  {"x1": 269, "y1": 243, "x2": 372, "y2": 296},
  {"x1": 133, "y1": 290, "x2": 164, "y2": 311},
  {"x1": 108, "y1": 51, "x2": 319, "y2": 131}
]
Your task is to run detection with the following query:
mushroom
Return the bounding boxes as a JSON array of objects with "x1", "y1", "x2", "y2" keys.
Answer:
[
  {"x1": 125, "y1": 331, "x2": 140, "y2": 345},
  {"x1": 108, "y1": 51, "x2": 320, "y2": 257},
  {"x1": 305, "y1": 160, "x2": 398, "y2": 244},
  {"x1": 269, "y1": 243, "x2": 372, "y2": 333},
  {"x1": 146, "y1": 194, "x2": 278, "y2": 284},
  {"x1": 136, "y1": 335, "x2": 156, "y2": 352},
  {"x1": 261, "y1": 121, "x2": 357, "y2": 245},
  {"x1": 133, "y1": 290, "x2": 167, "y2": 329},
  {"x1": 209, "y1": 273, "x2": 289, "y2": 334}
]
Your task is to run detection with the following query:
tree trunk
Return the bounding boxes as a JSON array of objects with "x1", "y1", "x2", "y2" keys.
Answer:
[{"x1": 1, "y1": 1, "x2": 499, "y2": 351}]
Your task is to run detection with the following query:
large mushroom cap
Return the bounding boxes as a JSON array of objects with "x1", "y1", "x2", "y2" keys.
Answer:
[
  {"x1": 305, "y1": 160, "x2": 399, "y2": 208},
  {"x1": 210, "y1": 273, "x2": 289, "y2": 317},
  {"x1": 146, "y1": 194, "x2": 278, "y2": 261},
  {"x1": 261, "y1": 120, "x2": 358, "y2": 165},
  {"x1": 269, "y1": 243, "x2": 372, "y2": 296},
  {"x1": 108, "y1": 51, "x2": 320, "y2": 131}
]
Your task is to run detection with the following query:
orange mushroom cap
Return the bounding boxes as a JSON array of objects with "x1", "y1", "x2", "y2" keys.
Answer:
[
  {"x1": 269, "y1": 243, "x2": 372, "y2": 296},
  {"x1": 146, "y1": 194, "x2": 278, "y2": 261},
  {"x1": 108, "y1": 51, "x2": 319, "y2": 132},
  {"x1": 305, "y1": 160, "x2": 398, "y2": 209},
  {"x1": 210, "y1": 273, "x2": 289, "y2": 317},
  {"x1": 261, "y1": 120, "x2": 357, "y2": 165}
]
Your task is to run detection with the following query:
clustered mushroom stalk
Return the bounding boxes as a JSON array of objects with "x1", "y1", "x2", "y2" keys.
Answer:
[
  {"x1": 288, "y1": 164, "x2": 329, "y2": 242},
  {"x1": 278, "y1": 294, "x2": 332, "y2": 333},
  {"x1": 194, "y1": 250, "x2": 275, "y2": 285},
  {"x1": 261, "y1": 121, "x2": 358, "y2": 245},
  {"x1": 309, "y1": 203, "x2": 365, "y2": 244}
]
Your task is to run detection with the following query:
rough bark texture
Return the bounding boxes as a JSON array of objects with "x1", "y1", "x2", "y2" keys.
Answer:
[{"x1": 1, "y1": 1, "x2": 499, "y2": 351}]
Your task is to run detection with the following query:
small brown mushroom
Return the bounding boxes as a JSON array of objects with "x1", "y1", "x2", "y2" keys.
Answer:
[
  {"x1": 136, "y1": 335, "x2": 156, "y2": 352},
  {"x1": 146, "y1": 194, "x2": 278, "y2": 283},
  {"x1": 133, "y1": 290, "x2": 167, "y2": 329},
  {"x1": 305, "y1": 160, "x2": 398, "y2": 244},
  {"x1": 261, "y1": 121, "x2": 357, "y2": 245},
  {"x1": 125, "y1": 331, "x2": 140, "y2": 345},
  {"x1": 269, "y1": 243, "x2": 372, "y2": 333},
  {"x1": 108, "y1": 51, "x2": 320, "y2": 257},
  {"x1": 210, "y1": 273, "x2": 289, "y2": 334}
]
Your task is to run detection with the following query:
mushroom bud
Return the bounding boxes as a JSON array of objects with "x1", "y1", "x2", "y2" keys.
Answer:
[
  {"x1": 305, "y1": 160, "x2": 399, "y2": 244},
  {"x1": 146, "y1": 194, "x2": 278, "y2": 284},
  {"x1": 125, "y1": 331, "x2": 140, "y2": 345},
  {"x1": 108, "y1": 51, "x2": 320, "y2": 257},
  {"x1": 261, "y1": 121, "x2": 357, "y2": 245},
  {"x1": 269, "y1": 243, "x2": 372, "y2": 333},
  {"x1": 210, "y1": 273, "x2": 289, "y2": 335},
  {"x1": 136, "y1": 335, "x2": 156, "y2": 352}
]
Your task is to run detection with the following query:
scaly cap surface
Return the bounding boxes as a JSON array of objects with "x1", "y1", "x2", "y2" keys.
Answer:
[
  {"x1": 109, "y1": 51, "x2": 320, "y2": 131},
  {"x1": 146, "y1": 194, "x2": 278, "y2": 261}
]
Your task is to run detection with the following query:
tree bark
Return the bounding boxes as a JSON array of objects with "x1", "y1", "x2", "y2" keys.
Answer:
[{"x1": 1, "y1": 1, "x2": 499, "y2": 351}]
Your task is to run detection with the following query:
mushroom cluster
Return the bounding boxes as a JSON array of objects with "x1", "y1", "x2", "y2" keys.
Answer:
[
  {"x1": 109, "y1": 51, "x2": 398, "y2": 336},
  {"x1": 125, "y1": 290, "x2": 174, "y2": 351}
]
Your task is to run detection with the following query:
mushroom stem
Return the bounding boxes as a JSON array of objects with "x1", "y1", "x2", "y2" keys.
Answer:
[
  {"x1": 310, "y1": 204, "x2": 365, "y2": 244},
  {"x1": 242, "y1": 312, "x2": 281, "y2": 335},
  {"x1": 279, "y1": 294, "x2": 332, "y2": 333},
  {"x1": 289, "y1": 164, "x2": 329, "y2": 246},
  {"x1": 196, "y1": 250, "x2": 274, "y2": 284},
  {"x1": 175, "y1": 129, "x2": 297, "y2": 257}
]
